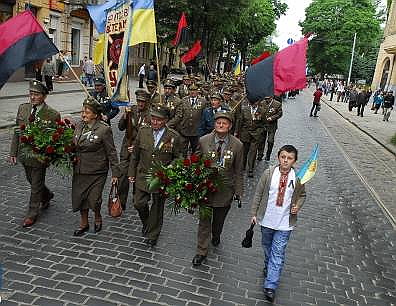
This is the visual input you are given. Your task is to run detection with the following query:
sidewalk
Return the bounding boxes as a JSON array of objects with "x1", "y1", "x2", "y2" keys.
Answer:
[{"x1": 317, "y1": 90, "x2": 396, "y2": 156}]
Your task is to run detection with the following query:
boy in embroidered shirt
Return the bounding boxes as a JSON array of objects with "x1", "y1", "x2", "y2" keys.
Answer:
[{"x1": 250, "y1": 145, "x2": 306, "y2": 302}]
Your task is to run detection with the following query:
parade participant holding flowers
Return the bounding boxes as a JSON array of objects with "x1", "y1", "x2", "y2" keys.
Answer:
[
  {"x1": 192, "y1": 111, "x2": 244, "y2": 266},
  {"x1": 9, "y1": 80, "x2": 60, "y2": 228},
  {"x1": 72, "y1": 97, "x2": 120, "y2": 236}
]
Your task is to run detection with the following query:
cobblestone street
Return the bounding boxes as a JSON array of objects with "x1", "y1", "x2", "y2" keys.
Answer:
[{"x1": 0, "y1": 89, "x2": 395, "y2": 306}]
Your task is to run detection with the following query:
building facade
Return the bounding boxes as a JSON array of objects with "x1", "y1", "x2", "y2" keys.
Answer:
[{"x1": 372, "y1": 0, "x2": 396, "y2": 91}]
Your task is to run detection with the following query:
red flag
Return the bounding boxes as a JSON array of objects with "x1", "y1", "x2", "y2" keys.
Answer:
[
  {"x1": 0, "y1": 11, "x2": 59, "y2": 89},
  {"x1": 251, "y1": 51, "x2": 271, "y2": 65},
  {"x1": 273, "y1": 37, "x2": 308, "y2": 95},
  {"x1": 171, "y1": 12, "x2": 188, "y2": 46},
  {"x1": 181, "y1": 40, "x2": 202, "y2": 64}
]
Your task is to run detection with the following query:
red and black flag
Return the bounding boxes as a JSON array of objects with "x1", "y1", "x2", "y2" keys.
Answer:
[
  {"x1": 0, "y1": 11, "x2": 59, "y2": 89},
  {"x1": 251, "y1": 51, "x2": 271, "y2": 66},
  {"x1": 246, "y1": 37, "x2": 308, "y2": 102},
  {"x1": 171, "y1": 12, "x2": 188, "y2": 47},
  {"x1": 181, "y1": 40, "x2": 202, "y2": 64}
]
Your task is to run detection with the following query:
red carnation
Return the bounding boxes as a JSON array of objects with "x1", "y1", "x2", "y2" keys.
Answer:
[
  {"x1": 46, "y1": 146, "x2": 55, "y2": 154},
  {"x1": 185, "y1": 183, "x2": 193, "y2": 191},
  {"x1": 57, "y1": 120, "x2": 65, "y2": 126},
  {"x1": 162, "y1": 177, "x2": 171, "y2": 185},
  {"x1": 27, "y1": 135, "x2": 34, "y2": 143},
  {"x1": 156, "y1": 171, "x2": 165, "y2": 178},
  {"x1": 204, "y1": 159, "x2": 211, "y2": 167},
  {"x1": 183, "y1": 159, "x2": 191, "y2": 167},
  {"x1": 52, "y1": 133, "x2": 60, "y2": 142},
  {"x1": 20, "y1": 124, "x2": 26, "y2": 130},
  {"x1": 195, "y1": 168, "x2": 201, "y2": 175},
  {"x1": 20, "y1": 135, "x2": 28, "y2": 143},
  {"x1": 190, "y1": 154, "x2": 199, "y2": 163},
  {"x1": 64, "y1": 118, "x2": 71, "y2": 125},
  {"x1": 71, "y1": 124, "x2": 76, "y2": 130},
  {"x1": 28, "y1": 115, "x2": 34, "y2": 123},
  {"x1": 64, "y1": 145, "x2": 72, "y2": 153},
  {"x1": 56, "y1": 127, "x2": 64, "y2": 134},
  {"x1": 206, "y1": 180, "x2": 214, "y2": 188}
]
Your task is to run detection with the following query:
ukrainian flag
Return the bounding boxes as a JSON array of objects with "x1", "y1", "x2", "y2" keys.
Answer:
[
  {"x1": 296, "y1": 144, "x2": 319, "y2": 184},
  {"x1": 129, "y1": 0, "x2": 157, "y2": 46},
  {"x1": 233, "y1": 53, "x2": 241, "y2": 76}
]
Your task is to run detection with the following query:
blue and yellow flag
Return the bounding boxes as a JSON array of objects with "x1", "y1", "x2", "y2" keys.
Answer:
[
  {"x1": 129, "y1": 0, "x2": 157, "y2": 46},
  {"x1": 296, "y1": 144, "x2": 319, "y2": 184},
  {"x1": 233, "y1": 53, "x2": 241, "y2": 76}
]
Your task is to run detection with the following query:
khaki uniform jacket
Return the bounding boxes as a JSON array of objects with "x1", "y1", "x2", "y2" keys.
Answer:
[
  {"x1": 236, "y1": 104, "x2": 266, "y2": 143},
  {"x1": 260, "y1": 98, "x2": 283, "y2": 129},
  {"x1": 178, "y1": 84, "x2": 189, "y2": 99},
  {"x1": 73, "y1": 120, "x2": 120, "y2": 177},
  {"x1": 118, "y1": 106, "x2": 151, "y2": 161},
  {"x1": 197, "y1": 132, "x2": 244, "y2": 207},
  {"x1": 250, "y1": 166, "x2": 306, "y2": 226},
  {"x1": 10, "y1": 103, "x2": 60, "y2": 167},
  {"x1": 150, "y1": 92, "x2": 161, "y2": 105},
  {"x1": 128, "y1": 126, "x2": 183, "y2": 192},
  {"x1": 168, "y1": 96, "x2": 206, "y2": 137},
  {"x1": 155, "y1": 94, "x2": 181, "y2": 119}
]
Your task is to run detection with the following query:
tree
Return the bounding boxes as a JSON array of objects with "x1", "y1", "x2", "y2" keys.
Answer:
[{"x1": 300, "y1": 0, "x2": 381, "y2": 77}]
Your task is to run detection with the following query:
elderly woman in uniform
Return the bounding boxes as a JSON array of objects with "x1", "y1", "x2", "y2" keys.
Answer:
[{"x1": 72, "y1": 97, "x2": 120, "y2": 236}]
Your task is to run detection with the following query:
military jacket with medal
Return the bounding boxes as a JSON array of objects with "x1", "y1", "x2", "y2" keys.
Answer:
[
  {"x1": 260, "y1": 98, "x2": 283, "y2": 128},
  {"x1": 73, "y1": 120, "x2": 120, "y2": 176}
]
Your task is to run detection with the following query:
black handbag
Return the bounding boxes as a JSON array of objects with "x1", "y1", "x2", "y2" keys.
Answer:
[{"x1": 241, "y1": 222, "x2": 255, "y2": 248}]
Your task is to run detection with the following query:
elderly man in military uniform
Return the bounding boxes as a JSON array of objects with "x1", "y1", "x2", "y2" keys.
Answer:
[
  {"x1": 156, "y1": 79, "x2": 180, "y2": 120},
  {"x1": 9, "y1": 81, "x2": 60, "y2": 227},
  {"x1": 90, "y1": 77, "x2": 119, "y2": 125},
  {"x1": 198, "y1": 93, "x2": 229, "y2": 137},
  {"x1": 192, "y1": 112, "x2": 244, "y2": 266},
  {"x1": 128, "y1": 106, "x2": 183, "y2": 246},
  {"x1": 118, "y1": 91, "x2": 151, "y2": 210},
  {"x1": 236, "y1": 99, "x2": 266, "y2": 178},
  {"x1": 168, "y1": 84, "x2": 206, "y2": 155},
  {"x1": 257, "y1": 96, "x2": 283, "y2": 162},
  {"x1": 147, "y1": 80, "x2": 160, "y2": 105},
  {"x1": 178, "y1": 75, "x2": 191, "y2": 99}
]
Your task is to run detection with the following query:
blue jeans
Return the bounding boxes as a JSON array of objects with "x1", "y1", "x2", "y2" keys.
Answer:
[{"x1": 261, "y1": 226, "x2": 291, "y2": 290}]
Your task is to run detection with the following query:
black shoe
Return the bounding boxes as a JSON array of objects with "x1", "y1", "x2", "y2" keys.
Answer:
[
  {"x1": 264, "y1": 288, "x2": 275, "y2": 302},
  {"x1": 41, "y1": 192, "x2": 54, "y2": 209},
  {"x1": 192, "y1": 254, "x2": 206, "y2": 266},
  {"x1": 248, "y1": 171, "x2": 253, "y2": 178},
  {"x1": 94, "y1": 222, "x2": 102, "y2": 233},
  {"x1": 146, "y1": 239, "x2": 157, "y2": 247},
  {"x1": 309, "y1": 114, "x2": 313, "y2": 117},
  {"x1": 211, "y1": 237, "x2": 220, "y2": 246},
  {"x1": 73, "y1": 225, "x2": 89, "y2": 237}
]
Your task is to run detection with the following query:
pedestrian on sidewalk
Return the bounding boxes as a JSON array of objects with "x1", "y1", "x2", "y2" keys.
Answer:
[
  {"x1": 34, "y1": 60, "x2": 43, "y2": 82},
  {"x1": 329, "y1": 81, "x2": 336, "y2": 101},
  {"x1": 373, "y1": 91, "x2": 384, "y2": 114},
  {"x1": 310, "y1": 87, "x2": 322, "y2": 117},
  {"x1": 383, "y1": 91, "x2": 394, "y2": 121},
  {"x1": 42, "y1": 58, "x2": 56, "y2": 92},
  {"x1": 82, "y1": 57, "x2": 95, "y2": 87},
  {"x1": 9, "y1": 80, "x2": 60, "y2": 228},
  {"x1": 348, "y1": 86, "x2": 358, "y2": 111},
  {"x1": 56, "y1": 50, "x2": 65, "y2": 78},
  {"x1": 250, "y1": 145, "x2": 306, "y2": 303},
  {"x1": 336, "y1": 81, "x2": 344, "y2": 102},
  {"x1": 356, "y1": 88, "x2": 368, "y2": 117},
  {"x1": 72, "y1": 97, "x2": 120, "y2": 237},
  {"x1": 138, "y1": 63, "x2": 146, "y2": 88}
]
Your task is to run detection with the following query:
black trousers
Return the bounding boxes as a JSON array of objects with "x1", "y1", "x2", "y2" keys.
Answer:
[
  {"x1": 139, "y1": 75, "x2": 144, "y2": 88},
  {"x1": 357, "y1": 104, "x2": 365, "y2": 116},
  {"x1": 310, "y1": 103, "x2": 319, "y2": 116},
  {"x1": 44, "y1": 75, "x2": 53, "y2": 91}
]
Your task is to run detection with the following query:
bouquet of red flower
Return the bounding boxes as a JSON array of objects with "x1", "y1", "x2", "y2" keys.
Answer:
[
  {"x1": 19, "y1": 118, "x2": 76, "y2": 174},
  {"x1": 147, "y1": 154, "x2": 223, "y2": 219}
]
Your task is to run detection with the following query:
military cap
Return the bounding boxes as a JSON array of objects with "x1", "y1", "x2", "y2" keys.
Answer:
[
  {"x1": 223, "y1": 88, "x2": 232, "y2": 95},
  {"x1": 135, "y1": 89, "x2": 149, "y2": 96},
  {"x1": 94, "y1": 77, "x2": 105, "y2": 85},
  {"x1": 182, "y1": 75, "x2": 190, "y2": 80},
  {"x1": 163, "y1": 79, "x2": 176, "y2": 88},
  {"x1": 29, "y1": 80, "x2": 49, "y2": 95},
  {"x1": 136, "y1": 93, "x2": 149, "y2": 102},
  {"x1": 83, "y1": 96, "x2": 103, "y2": 114},
  {"x1": 151, "y1": 105, "x2": 169, "y2": 119},
  {"x1": 146, "y1": 80, "x2": 157, "y2": 87},
  {"x1": 214, "y1": 111, "x2": 233, "y2": 123},
  {"x1": 210, "y1": 92, "x2": 223, "y2": 101},
  {"x1": 189, "y1": 84, "x2": 199, "y2": 90}
]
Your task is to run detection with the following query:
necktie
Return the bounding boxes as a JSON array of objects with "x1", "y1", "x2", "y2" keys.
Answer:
[
  {"x1": 217, "y1": 140, "x2": 224, "y2": 162},
  {"x1": 30, "y1": 105, "x2": 38, "y2": 121},
  {"x1": 154, "y1": 130, "x2": 160, "y2": 147},
  {"x1": 191, "y1": 98, "x2": 195, "y2": 107}
]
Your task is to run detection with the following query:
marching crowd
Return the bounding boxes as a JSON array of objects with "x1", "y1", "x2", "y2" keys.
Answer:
[{"x1": 9, "y1": 72, "x2": 307, "y2": 303}]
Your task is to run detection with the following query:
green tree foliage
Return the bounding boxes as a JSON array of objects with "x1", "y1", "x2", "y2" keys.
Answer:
[{"x1": 300, "y1": 0, "x2": 381, "y2": 77}]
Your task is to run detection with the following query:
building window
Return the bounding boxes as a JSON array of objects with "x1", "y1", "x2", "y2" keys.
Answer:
[
  {"x1": 71, "y1": 28, "x2": 81, "y2": 65},
  {"x1": 380, "y1": 58, "x2": 391, "y2": 90}
]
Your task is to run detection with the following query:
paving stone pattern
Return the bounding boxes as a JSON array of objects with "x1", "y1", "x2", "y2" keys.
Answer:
[{"x1": 0, "y1": 90, "x2": 395, "y2": 305}]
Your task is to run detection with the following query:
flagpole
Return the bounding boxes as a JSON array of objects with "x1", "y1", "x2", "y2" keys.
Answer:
[
  {"x1": 155, "y1": 43, "x2": 163, "y2": 104},
  {"x1": 60, "y1": 53, "x2": 91, "y2": 97}
]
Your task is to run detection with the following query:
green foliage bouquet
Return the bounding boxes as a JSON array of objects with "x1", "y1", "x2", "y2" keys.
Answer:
[
  {"x1": 19, "y1": 117, "x2": 76, "y2": 174},
  {"x1": 147, "y1": 154, "x2": 224, "y2": 219}
]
